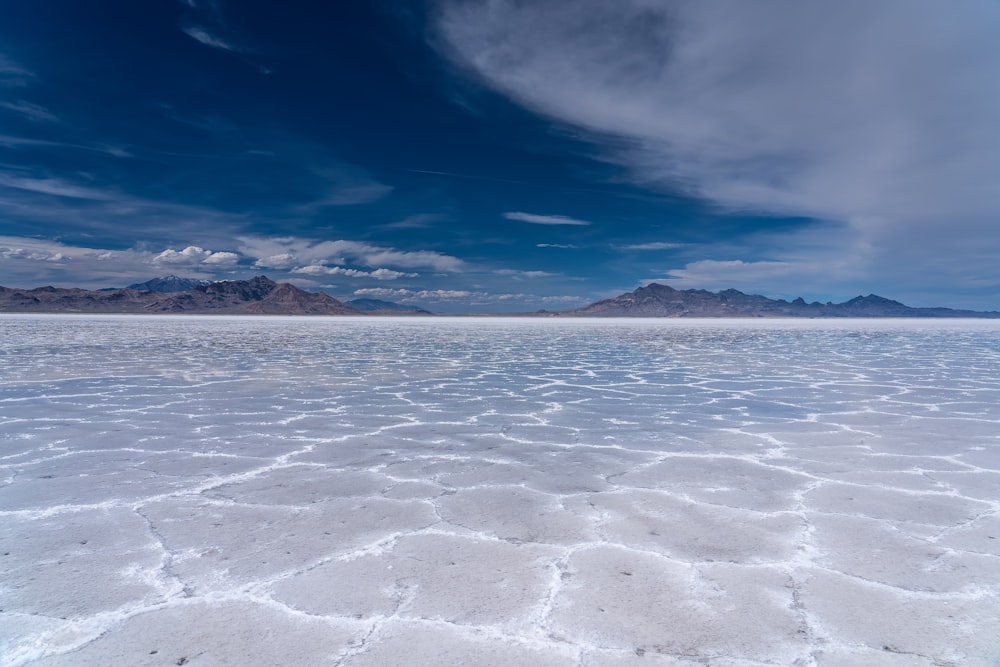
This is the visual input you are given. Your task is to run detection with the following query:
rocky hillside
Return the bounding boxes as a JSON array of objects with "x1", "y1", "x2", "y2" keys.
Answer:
[
  {"x1": 127, "y1": 275, "x2": 211, "y2": 292},
  {"x1": 0, "y1": 276, "x2": 361, "y2": 315},
  {"x1": 244, "y1": 283, "x2": 359, "y2": 315},
  {"x1": 565, "y1": 283, "x2": 1000, "y2": 318}
]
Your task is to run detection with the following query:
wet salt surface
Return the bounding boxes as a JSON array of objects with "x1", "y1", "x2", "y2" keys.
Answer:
[{"x1": 1, "y1": 314, "x2": 999, "y2": 666}]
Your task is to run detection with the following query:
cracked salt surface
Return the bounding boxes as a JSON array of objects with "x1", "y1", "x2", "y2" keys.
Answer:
[{"x1": 1, "y1": 315, "x2": 999, "y2": 666}]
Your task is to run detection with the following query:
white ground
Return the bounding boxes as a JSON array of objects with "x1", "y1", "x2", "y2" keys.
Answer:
[{"x1": 1, "y1": 315, "x2": 999, "y2": 666}]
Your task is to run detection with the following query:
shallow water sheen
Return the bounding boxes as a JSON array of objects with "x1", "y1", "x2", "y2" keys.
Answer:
[{"x1": 2, "y1": 315, "x2": 999, "y2": 666}]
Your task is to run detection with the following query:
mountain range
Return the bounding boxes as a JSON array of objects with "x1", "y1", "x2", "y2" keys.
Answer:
[
  {"x1": 1, "y1": 276, "x2": 997, "y2": 317},
  {"x1": 0, "y1": 276, "x2": 359, "y2": 315},
  {"x1": 126, "y1": 274, "x2": 212, "y2": 292},
  {"x1": 346, "y1": 298, "x2": 432, "y2": 315},
  {"x1": 558, "y1": 283, "x2": 1000, "y2": 318}
]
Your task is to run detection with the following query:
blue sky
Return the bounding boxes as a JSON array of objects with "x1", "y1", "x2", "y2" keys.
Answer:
[{"x1": 2, "y1": 1, "x2": 999, "y2": 312}]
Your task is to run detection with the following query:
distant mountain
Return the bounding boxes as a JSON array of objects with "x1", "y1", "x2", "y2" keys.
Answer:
[
  {"x1": 4, "y1": 277, "x2": 998, "y2": 317},
  {"x1": 0, "y1": 276, "x2": 362, "y2": 315},
  {"x1": 565, "y1": 283, "x2": 1000, "y2": 318},
  {"x1": 244, "y1": 283, "x2": 359, "y2": 315},
  {"x1": 127, "y1": 274, "x2": 212, "y2": 292},
  {"x1": 144, "y1": 276, "x2": 283, "y2": 312},
  {"x1": 347, "y1": 298, "x2": 432, "y2": 315}
]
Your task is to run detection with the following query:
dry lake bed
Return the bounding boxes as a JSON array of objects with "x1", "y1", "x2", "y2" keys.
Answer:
[{"x1": 2, "y1": 315, "x2": 999, "y2": 666}]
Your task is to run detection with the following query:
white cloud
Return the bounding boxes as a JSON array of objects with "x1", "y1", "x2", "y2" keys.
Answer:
[
  {"x1": 0, "y1": 174, "x2": 264, "y2": 274},
  {"x1": 438, "y1": 0, "x2": 1000, "y2": 300},
  {"x1": 254, "y1": 252, "x2": 298, "y2": 269},
  {"x1": 1, "y1": 245, "x2": 64, "y2": 263},
  {"x1": 154, "y1": 245, "x2": 239, "y2": 266},
  {"x1": 293, "y1": 264, "x2": 344, "y2": 276},
  {"x1": 239, "y1": 236, "x2": 465, "y2": 273},
  {"x1": 182, "y1": 26, "x2": 236, "y2": 52},
  {"x1": 353, "y1": 288, "x2": 411, "y2": 299},
  {"x1": 659, "y1": 260, "x2": 796, "y2": 289},
  {"x1": 353, "y1": 288, "x2": 473, "y2": 301},
  {"x1": 202, "y1": 251, "x2": 239, "y2": 265},
  {"x1": 416, "y1": 290, "x2": 473, "y2": 300},
  {"x1": 292, "y1": 265, "x2": 416, "y2": 280},
  {"x1": 0, "y1": 236, "x2": 225, "y2": 288},
  {"x1": 621, "y1": 242, "x2": 684, "y2": 251},
  {"x1": 353, "y1": 287, "x2": 586, "y2": 306},
  {"x1": 536, "y1": 243, "x2": 577, "y2": 249},
  {"x1": 504, "y1": 211, "x2": 591, "y2": 226},
  {"x1": 370, "y1": 268, "x2": 415, "y2": 280},
  {"x1": 155, "y1": 246, "x2": 211, "y2": 264},
  {"x1": 361, "y1": 248, "x2": 463, "y2": 272},
  {"x1": 354, "y1": 287, "x2": 474, "y2": 301},
  {"x1": 495, "y1": 269, "x2": 556, "y2": 278}
]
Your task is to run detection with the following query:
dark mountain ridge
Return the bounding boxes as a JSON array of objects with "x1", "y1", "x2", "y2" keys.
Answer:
[
  {"x1": 0, "y1": 276, "x2": 361, "y2": 315},
  {"x1": 565, "y1": 283, "x2": 1000, "y2": 318},
  {"x1": 127, "y1": 274, "x2": 211, "y2": 292},
  {"x1": 2, "y1": 278, "x2": 997, "y2": 317}
]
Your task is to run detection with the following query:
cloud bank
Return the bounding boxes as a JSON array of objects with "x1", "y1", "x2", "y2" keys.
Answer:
[
  {"x1": 0, "y1": 237, "x2": 241, "y2": 287},
  {"x1": 437, "y1": 0, "x2": 1000, "y2": 301},
  {"x1": 292, "y1": 265, "x2": 416, "y2": 280},
  {"x1": 154, "y1": 246, "x2": 239, "y2": 266},
  {"x1": 239, "y1": 236, "x2": 465, "y2": 273}
]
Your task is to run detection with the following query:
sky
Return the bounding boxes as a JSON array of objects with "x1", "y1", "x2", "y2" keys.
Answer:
[{"x1": 2, "y1": 0, "x2": 999, "y2": 313}]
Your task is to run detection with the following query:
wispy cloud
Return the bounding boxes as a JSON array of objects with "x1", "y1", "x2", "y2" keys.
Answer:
[
  {"x1": 0, "y1": 236, "x2": 239, "y2": 288},
  {"x1": 0, "y1": 175, "x2": 115, "y2": 200},
  {"x1": 658, "y1": 260, "x2": 796, "y2": 290},
  {"x1": 438, "y1": 0, "x2": 1000, "y2": 300},
  {"x1": 0, "y1": 171, "x2": 247, "y2": 245},
  {"x1": 379, "y1": 213, "x2": 446, "y2": 230},
  {"x1": 300, "y1": 181, "x2": 393, "y2": 208},
  {"x1": 0, "y1": 54, "x2": 35, "y2": 87},
  {"x1": 0, "y1": 100, "x2": 58, "y2": 122},
  {"x1": 0, "y1": 243, "x2": 67, "y2": 264},
  {"x1": 495, "y1": 269, "x2": 556, "y2": 278},
  {"x1": 621, "y1": 242, "x2": 684, "y2": 251},
  {"x1": 239, "y1": 236, "x2": 466, "y2": 273},
  {"x1": 182, "y1": 25, "x2": 236, "y2": 52},
  {"x1": 178, "y1": 0, "x2": 267, "y2": 71},
  {"x1": 292, "y1": 162, "x2": 394, "y2": 210},
  {"x1": 504, "y1": 211, "x2": 590, "y2": 226},
  {"x1": 354, "y1": 287, "x2": 584, "y2": 306},
  {"x1": 292, "y1": 265, "x2": 416, "y2": 280},
  {"x1": 362, "y1": 247, "x2": 461, "y2": 272},
  {"x1": 536, "y1": 243, "x2": 577, "y2": 249}
]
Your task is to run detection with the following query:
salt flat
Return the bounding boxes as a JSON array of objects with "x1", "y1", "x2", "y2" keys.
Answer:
[{"x1": 1, "y1": 315, "x2": 999, "y2": 666}]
